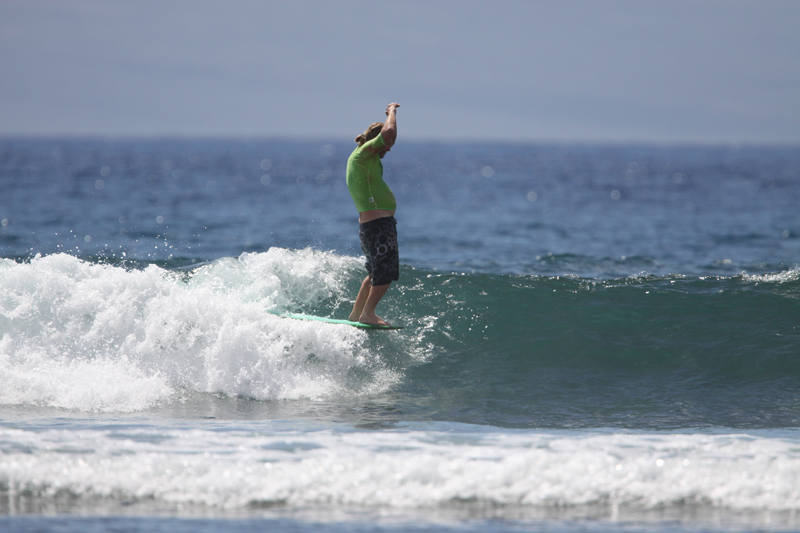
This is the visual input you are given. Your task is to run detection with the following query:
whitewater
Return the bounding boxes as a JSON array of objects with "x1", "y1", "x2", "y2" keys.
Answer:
[{"x1": 1, "y1": 139, "x2": 800, "y2": 532}]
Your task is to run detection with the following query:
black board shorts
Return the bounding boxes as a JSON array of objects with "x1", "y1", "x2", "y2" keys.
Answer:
[{"x1": 359, "y1": 216, "x2": 399, "y2": 286}]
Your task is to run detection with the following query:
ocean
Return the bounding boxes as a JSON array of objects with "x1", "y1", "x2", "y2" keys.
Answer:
[{"x1": 1, "y1": 138, "x2": 799, "y2": 532}]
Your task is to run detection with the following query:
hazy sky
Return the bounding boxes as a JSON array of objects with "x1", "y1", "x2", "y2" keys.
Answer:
[{"x1": 1, "y1": 0, "x2": 799, "y2": 143}]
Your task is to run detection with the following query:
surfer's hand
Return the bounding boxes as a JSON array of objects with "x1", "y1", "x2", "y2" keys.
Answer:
[{"x1": 386, "y1": 103, "x2": 400, "y2": 115}]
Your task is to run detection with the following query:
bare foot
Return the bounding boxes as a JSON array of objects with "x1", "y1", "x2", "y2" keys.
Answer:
[
  {"x1": 348, "y1": 312, "x2": 360, "y2": 322},
  {"x1": 358, "y1": 313, "x2": 391, "y2": 327}
]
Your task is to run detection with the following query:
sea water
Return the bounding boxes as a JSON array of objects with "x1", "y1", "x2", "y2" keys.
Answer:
[{"x1": 1, "y1": 139, "x2": 799, "y2": 532}]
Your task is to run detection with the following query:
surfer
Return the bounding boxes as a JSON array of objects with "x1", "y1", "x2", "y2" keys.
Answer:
[{"x1": 346, "y1": 103, "x2": 400, "y2": 326}]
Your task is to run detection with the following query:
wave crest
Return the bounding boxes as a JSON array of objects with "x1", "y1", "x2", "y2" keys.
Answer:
[{"x1": 0, "y1": 251, "x2": 396, "y2": 411}]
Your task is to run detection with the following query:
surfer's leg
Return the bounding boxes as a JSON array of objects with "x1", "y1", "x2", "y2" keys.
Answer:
[
  {"x1": 349, "y1": 275, "x2": 372, "y2": 322},
  {"x1": 353, "y1": 216, "x2": 398, "y2": 325},
  {"x1": 359, "y1": 283, "x2": 391, "y2": 326}
]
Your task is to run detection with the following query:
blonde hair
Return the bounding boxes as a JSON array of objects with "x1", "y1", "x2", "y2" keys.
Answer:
[{"x1": 355, "y1": 122, "x2": 384, "y2": 146}]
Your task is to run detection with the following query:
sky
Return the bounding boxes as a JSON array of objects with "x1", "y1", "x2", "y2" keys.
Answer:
[{"x1": 1, "y1": 0, "x2": 799, "y2": 144}]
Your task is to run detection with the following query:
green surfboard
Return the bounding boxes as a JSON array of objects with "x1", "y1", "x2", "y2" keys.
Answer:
[{"x1": 274, "y1": 312, "x2": 404, "y2": 330}]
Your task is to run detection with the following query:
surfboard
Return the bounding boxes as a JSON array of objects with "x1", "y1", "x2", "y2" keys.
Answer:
[{"x1": 274, "y1": 312, "x2": 404, "y2": 330}]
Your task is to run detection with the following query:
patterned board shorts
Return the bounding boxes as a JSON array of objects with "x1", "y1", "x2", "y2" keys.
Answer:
[{"x1": 358, "y1": 216, "x2": 399, "y2": 286}]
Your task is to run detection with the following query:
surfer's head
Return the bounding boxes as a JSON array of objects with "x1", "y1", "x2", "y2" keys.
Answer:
[{"x1": 355, "y1": 122, "x2": 384, "y2": 147}]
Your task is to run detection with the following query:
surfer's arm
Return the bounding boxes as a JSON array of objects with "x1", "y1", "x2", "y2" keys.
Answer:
[
  {"x1": 362, "y1": 103, "x2": 399, "y2": 155},
  {"x1": 380, "y1": 103, "x2": 399, "y2": 148}
]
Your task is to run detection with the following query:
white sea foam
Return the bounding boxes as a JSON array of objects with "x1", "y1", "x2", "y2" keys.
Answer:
[
  {"x1": 0, "y1": 251, "x2": 396, "y2": 411},
  {"x1": 741, "y1": 266, "x2": 800, "y2": 284},
  {"x1": 1, "y1": 425, "x2": 799, "y2": 513}
]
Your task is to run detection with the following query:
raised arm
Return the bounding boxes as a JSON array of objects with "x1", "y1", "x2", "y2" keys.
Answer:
[{"x1": 380, "y1": 103, "x2": 400, "y2": 147}]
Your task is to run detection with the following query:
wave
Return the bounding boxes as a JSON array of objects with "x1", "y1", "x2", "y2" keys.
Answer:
[
  {"x1": 1, "y1": 251, "x2": 799, "y2": 427},
  {"x1": 389, "y1": 266, "x2": 800, "y2": 429},
  {"x1": 2, "y1": 423, "x2": 800, "y2": 516},
  {"x1": 0, "y1": 251, "x2": 400, "y2": 411},
  {"x1": 401, "y1": 268, "x2": 800, "y2": 380}
]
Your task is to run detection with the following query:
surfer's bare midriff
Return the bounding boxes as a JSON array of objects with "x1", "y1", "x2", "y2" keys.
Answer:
[{"x1": 359, "y1": 209, "x2": 396, "y2": 223}]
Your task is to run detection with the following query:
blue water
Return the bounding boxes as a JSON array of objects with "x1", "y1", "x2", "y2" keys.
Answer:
[{"x1": 1, "y1": 138, "x2": 800, "y2": 532}]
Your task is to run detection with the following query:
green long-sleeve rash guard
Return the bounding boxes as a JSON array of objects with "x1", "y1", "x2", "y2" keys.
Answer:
[{"x1": 346, "y1": 133, "x2": 397, "y2": 212}]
